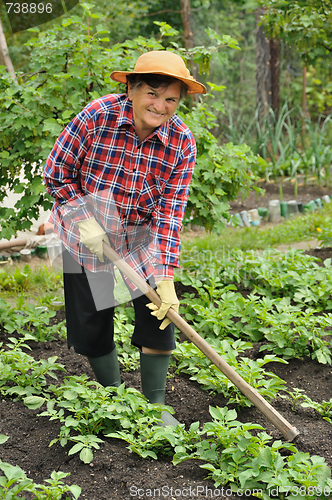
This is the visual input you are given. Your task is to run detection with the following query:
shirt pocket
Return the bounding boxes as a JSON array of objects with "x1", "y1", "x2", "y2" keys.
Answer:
[{"x1": 136, "y1": 172, "x2": 165, "y2": 219}]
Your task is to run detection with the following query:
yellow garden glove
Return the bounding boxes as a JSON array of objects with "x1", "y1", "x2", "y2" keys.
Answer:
[
  {"x1": 146, "y1": 280, "x2": 179, "y2": 330},
  {"x1": 76, "y1": 217, "x2": 110, "y2": 263}
]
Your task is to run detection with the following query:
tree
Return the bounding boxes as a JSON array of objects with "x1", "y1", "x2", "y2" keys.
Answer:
[
  {"x1": 0, "y1": 18, "x2": 16, "y2": 81},
  {"x1": 255, "y1": 7, "x2": 272, "y2": 118},
  {"x1": 259, "y1": 0, "x2": 332, "y2": 113},
  {"x1": 269, "y1": 37, "x2": 280, "y2": 117},
  {"x1": 259, "y1": 0, "x2": 332, "y2": 63},
  {"x1": 0, "y1": 3, "x2": 260, "y2": 238}
]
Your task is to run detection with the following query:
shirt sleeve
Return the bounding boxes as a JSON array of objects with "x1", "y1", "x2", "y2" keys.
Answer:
[
  {"x1": 151, "y1": 134, "x2": 196, "y2": 281},
  {"x1": 44, "y1": 108, "x2": 94, "y2": 223}
]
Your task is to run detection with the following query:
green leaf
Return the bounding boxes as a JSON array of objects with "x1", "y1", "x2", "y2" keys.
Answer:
[
  {"x1": 0, "y1": 435, "x2": 9, "y2": 444},
  {"x1": 63, "y1": 390, "x2": 78, "y2": 400},
  {"x1": 80, "y1": 447, "x2": 94, "y2": 463},
  {"x1": 257, "y1": 447, "x2": 273, "y2": 468},
  {"x1": 69, "y1": 484, "x2": 82, "y2": 499},
  {"x1": 68, "y1": 443, "x2": 84, "y2": 455},
  {"x1": 0, "y1": 462, "x2": 27, "y2": 481},
  {"x1": 24, "y1": 396, "x2": 45, "y2": 409},
  {"x1": 42, "y1": 119, "x2": 63, "y2": 136},
  {"x1": 238, "y1": 469, "x2": 256, "y2": 488}
]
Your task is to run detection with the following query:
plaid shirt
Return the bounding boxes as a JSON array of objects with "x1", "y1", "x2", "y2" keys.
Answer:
[{"x1": 44, "y1": 94, "x2": 196, "y2": 283}]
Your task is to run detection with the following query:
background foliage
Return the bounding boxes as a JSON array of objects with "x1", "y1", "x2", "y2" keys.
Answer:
[
  {"x1": 0, "y1": 2, "x2": 260, "y2": 238},
  {"x1": 0, "y1": 0, "x2": 332, "y2": 239}
]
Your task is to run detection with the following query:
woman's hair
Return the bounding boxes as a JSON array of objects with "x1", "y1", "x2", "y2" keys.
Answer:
[{"x1": 126, "y1": 73, "x2": 188, "y2": 100}]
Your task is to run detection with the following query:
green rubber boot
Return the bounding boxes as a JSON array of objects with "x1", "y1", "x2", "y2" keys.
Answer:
[
  {"x1": 87, "y1": 347, "x2": 121, "y2": 387},
  {"x1": 140, "y1": 352, "x2": 180, "y2": 427}
]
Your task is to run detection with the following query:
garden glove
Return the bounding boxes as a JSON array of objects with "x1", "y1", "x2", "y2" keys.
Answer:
[
  {"x1": 146, "y1": 280, "x2": 179, "y2": 330},
  {"x1": 76, "y1": 217, "x2": 110, "y2": 263}
]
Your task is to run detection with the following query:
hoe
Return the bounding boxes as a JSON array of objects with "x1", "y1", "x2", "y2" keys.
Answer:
[{"x1": 102, "y1": 241, "x2": 300, "y2": 442}]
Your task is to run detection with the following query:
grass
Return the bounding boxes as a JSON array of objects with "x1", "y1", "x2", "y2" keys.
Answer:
[
  {"x1": 180, "y1": 201, "x2": 332, "y2": 256},
  {"x1": 0, "y1": 262, "x2": 63, "y2": 305}
]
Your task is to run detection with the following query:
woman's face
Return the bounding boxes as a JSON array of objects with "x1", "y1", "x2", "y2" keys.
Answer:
[{"x1": 128, "y1": 81, "x2": 181, "y2": 141}]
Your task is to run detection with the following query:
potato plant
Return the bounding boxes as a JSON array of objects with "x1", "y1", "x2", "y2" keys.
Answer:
[
  {"x1": 177, "y1": 248, "x2": 332, "y2": 364},
  {"x1": 0, "y1": 435, "x2": 81, "y2": 500}
]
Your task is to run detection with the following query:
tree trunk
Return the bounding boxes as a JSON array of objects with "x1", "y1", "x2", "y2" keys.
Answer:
[
  {"x1": 269, "y1": 38, "x2": 280, "y2": 118},
  {"x1": 180, "y1": 0, "x2": 193, "y2": 50},
  {"x1": 180, "y1": 0, "x2": 198, "y2": 82},
  {"x1": 255, "y1": 8, "x2": 271, "y2": 118},
  {"x1": 0, "y1": 19, "x2": 17, "y2": 82},
  {"x1": 302, "y1": 66, "x2": 308, "y2": 115}
]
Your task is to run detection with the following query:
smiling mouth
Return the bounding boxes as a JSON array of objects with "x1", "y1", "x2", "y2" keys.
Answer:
[{"x1": 148, "y1": 110, "x2": 164, "y2": 116}]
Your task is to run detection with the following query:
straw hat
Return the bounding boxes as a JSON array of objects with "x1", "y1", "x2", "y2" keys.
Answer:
[{"x1": 110, "y1": 51, "x2": 206, "y2": 95}]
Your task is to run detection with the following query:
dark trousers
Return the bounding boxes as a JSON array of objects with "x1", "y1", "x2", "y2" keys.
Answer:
[{"x1": 62, "y1": 249, "x2": 175, "y2": 357}]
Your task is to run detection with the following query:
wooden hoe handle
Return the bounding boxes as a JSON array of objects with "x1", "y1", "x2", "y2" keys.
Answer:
[{"x1": 103, "y1": 241, "x2": 299, "y2": 441}]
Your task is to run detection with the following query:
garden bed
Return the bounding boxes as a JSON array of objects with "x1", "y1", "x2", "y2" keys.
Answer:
[
  {"x1": 1, "y1": 246, "x2": 332, "y2": 500},
  {"x1": 229, "y1": 179, "x2": 332, "y2": 215}
]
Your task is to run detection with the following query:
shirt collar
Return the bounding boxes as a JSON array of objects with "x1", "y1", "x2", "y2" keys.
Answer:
[
  {"x1": 155, "y1": 121, "x2": 169, "y2": 147},
  {"x1": 115, "y1": 96, "x2": 170, "y2": 147},
  {"x1": 115, "y1": 96, "x2": 134, "y2": 128}
]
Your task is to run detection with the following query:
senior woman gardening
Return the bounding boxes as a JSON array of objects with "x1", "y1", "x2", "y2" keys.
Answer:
[{"x1": 44, "y1": 50, "x2": 206, "y2": 426}]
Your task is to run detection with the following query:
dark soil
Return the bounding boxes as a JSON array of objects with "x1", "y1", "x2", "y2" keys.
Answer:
[
  {"x1": 1, "y1": 246, "x2": 332, "y2": 500},
  {"x1": 229, "y1": 179, "x2": 332, "y2": 215}
]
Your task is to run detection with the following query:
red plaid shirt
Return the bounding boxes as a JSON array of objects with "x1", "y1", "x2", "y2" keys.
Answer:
[{"x1": 44, "y1": 94, "x2": 196, "y2": 283}]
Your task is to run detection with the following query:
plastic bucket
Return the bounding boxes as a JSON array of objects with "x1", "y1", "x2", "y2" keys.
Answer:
[
  {"x1": 50, "y1": 300, "x2": 65, "y2": 311},
  {"x1": 240, "y1": 210, "x2": 251, "y2": 228},
  {"x1": 20, "y1": 249, "x2": 31, "y2": 262},
  {"x1": 280, "y1": 201, "x2": 289, "y2": 218},
  {"x1": 268, "y1": 200, "x2": 281, "y2": 222},
  {"x1": 287, "y1": 200, "x2": 299, "y2": 216},
  {"x1": 258, "y1": 207, "x2": 268, "y2": 220},
  {"x1": 36, "y1": 246, "x2": 48, "y2": 259},
  {"x1": 248, "y1": 208, "x2": 260, "y2": 226},
  {"x1": 303, "y1": 200, "x2": 317, "y2": 213},
  {"x1": 11, "y1": 253, "x2": 21, "y2": 262}
]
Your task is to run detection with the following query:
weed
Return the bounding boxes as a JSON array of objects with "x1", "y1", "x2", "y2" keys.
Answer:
[
  {"x1": 280, "y1": 388, "x2": 307, "y2": 412},
  {"x1": 177, "y1": 248, "x2": 332, "y2": 364},
  {"x1": 33, "y1": 378, "x2": 173, "y2": 463},
  {"x1": 113, "y1": 309, "x2": 139, "y2": 371},
  {"x1": 0, "y1": 264, "x2": 63, "y2": 301},
  {"x1": 180, "y1": 202, "x2": 332, "y2": 254}
]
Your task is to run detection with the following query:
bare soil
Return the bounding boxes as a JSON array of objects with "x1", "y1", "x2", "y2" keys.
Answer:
[{"x1": 229, "y1": 179, "x2": 332, "y2": 215}]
